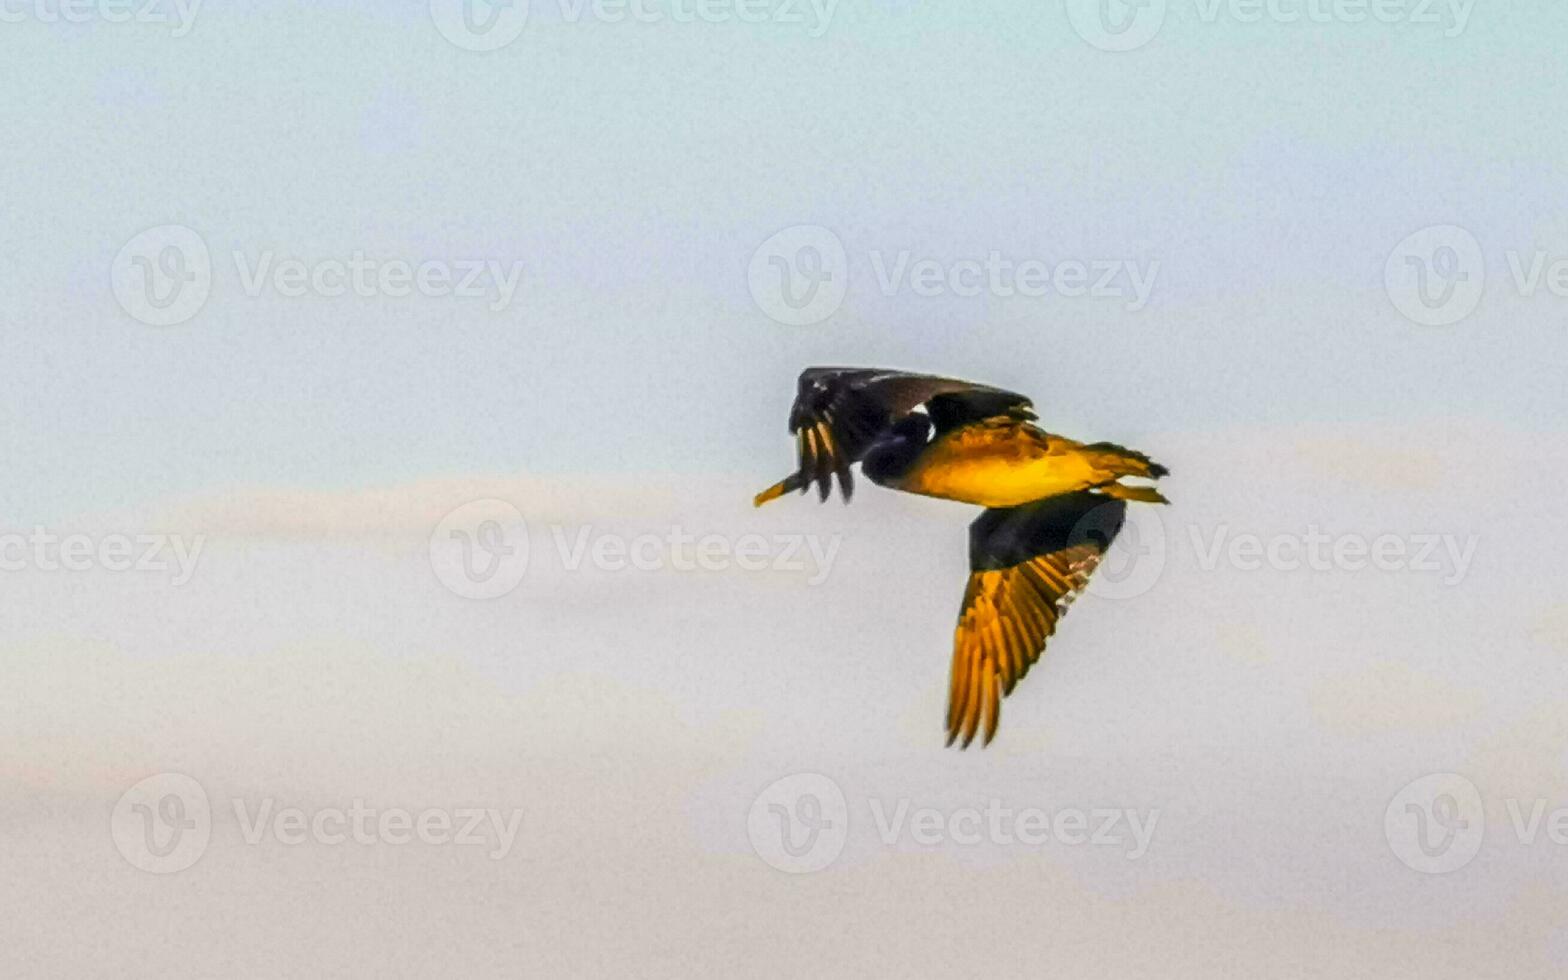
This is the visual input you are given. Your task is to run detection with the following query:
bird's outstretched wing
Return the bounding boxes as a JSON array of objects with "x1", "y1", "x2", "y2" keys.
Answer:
[
  {"x1": 946, "y1": 491, "x2": 1126, "y2": 748},
  {"x1": 757, "y1": 367, "x2": 1035, "y2": 504}
]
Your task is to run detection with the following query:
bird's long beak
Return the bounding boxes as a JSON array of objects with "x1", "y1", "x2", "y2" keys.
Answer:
[
  {"x1": 753, "y1": 480, "x2": 788, "y2": 508},
  {"x1": 752, "y1": 473, "x2": 802, "y2": 507}
]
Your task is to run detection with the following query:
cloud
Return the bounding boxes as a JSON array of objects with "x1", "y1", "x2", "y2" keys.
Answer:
[
  {"x1": 154, "y1": 474, "x2": 703, "y2": 539},
  {"x1": 1310, "y1": 660, "x2": 1484, "y2": 737}
]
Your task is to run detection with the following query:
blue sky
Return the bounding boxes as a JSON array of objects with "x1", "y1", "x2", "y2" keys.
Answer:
[{"x1": 2, "y1": 1, "x2": 1565, "y2": 522}]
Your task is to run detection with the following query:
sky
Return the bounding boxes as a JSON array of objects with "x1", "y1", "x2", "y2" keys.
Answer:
[{"x1": 3, "y1": 1, "x2": 1568, "y2": 977}]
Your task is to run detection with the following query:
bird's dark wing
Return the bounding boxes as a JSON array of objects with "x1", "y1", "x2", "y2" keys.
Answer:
[
  {"x1": 925, "y1": 387, "x2": 1036, "y2": 434},
  {"x1": 946, "y1": 491, "x2": 1126, "y2": 748},
  {"x1": 779, "y1": 367, "x2": 1034, "y2": 501}
]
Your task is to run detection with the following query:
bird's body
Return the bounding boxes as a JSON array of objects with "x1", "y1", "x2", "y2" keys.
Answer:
[
  {"x1": 878, "y1": 417, "x2": 1160, "y2": 508},
  {"x1": 755, "y1": 366, "x2": 1169, "y2": 748}
]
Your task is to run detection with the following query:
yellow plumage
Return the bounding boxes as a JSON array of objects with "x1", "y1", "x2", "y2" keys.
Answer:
[{"x1": 899, "y1": 418, "x2": 1152, "y2": 507}]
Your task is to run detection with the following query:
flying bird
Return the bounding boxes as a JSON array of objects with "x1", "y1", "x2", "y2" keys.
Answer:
[{"x1": 755, "y1": 367, "x2": 1168, "y2": 748}]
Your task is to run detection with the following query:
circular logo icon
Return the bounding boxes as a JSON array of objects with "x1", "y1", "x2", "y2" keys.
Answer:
[
  {"x1": 1385, "y1": 225, "x2": 1485, "y2": 327},
  {"x1": 430, "y1": 0, "x2": 529, "y2": 51},
  {"x1": 1082, "y1": 500, "x2": 1166, "y2": 601},
  {"x1": 430, "y1": 499, "x2": 530, "y2": 599},
  {"x1": 747, "y1": 772, "x2": 848, "y2": 873},
  {"x1": 748, "y1": 225, "x2": 848, "y2": 326},
  {"x1": 1066, "y1": 0, "x2": 1167, "y2": 52},
  {"x1": 111, "y1": 224, "x2": 212, "y2": 327},
  {"x1": 1384, "y1": 772, "x2": 1485, "y2": 874},
  {"x1": 111, "y1": 772, "x2": 211, "y2": 874}
]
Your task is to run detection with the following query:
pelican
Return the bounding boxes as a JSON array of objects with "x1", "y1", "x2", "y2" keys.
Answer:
[{"x1": 755, "y1": 367, "x2": 1168, "y2": 748}]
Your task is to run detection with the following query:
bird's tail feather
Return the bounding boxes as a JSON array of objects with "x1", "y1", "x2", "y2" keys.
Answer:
[
  {"x1": 1095, "y1": 482, "x2": 1169, "y2": 504},
  {"x1": 1081, "y1": 442, "x2": 1169, "y2": 479}
]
